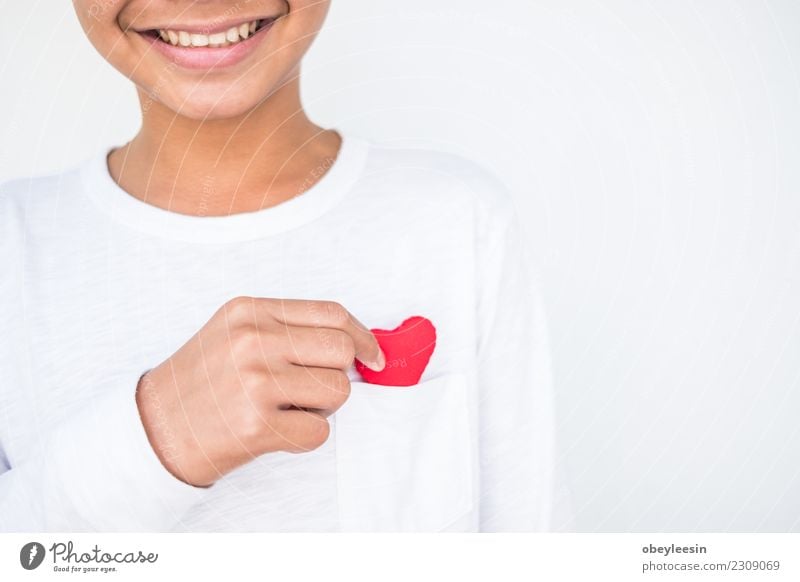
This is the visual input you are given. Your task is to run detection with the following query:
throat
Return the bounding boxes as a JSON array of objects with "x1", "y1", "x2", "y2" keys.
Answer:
[{"x1": 107, "y1": 130, "x2": 342, "y2": 217}]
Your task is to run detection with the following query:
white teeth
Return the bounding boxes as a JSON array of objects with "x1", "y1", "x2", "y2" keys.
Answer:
[
  {"x1": 157, "y1": 20, "x2": 260, "y2": 48},
  {"x1": 208, "y1": 32, "x2": 227, "y2": 46},
  {"x1": 190, "y1": 33, "x2": 209, "y2": 47}
]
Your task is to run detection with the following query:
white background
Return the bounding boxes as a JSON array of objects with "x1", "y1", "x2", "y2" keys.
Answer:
[{"x1": 1, "y1": 1, "x2": 799, "y2": 532}]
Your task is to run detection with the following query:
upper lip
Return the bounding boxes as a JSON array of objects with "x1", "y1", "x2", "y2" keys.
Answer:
[{"x1": 129, "y1": 14, "x2": 282, "y2": 35}]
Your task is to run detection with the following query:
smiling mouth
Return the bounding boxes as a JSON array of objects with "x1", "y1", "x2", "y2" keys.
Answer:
[{"x1": 141, "y1": 18, "x2": 276, "y2": 49}]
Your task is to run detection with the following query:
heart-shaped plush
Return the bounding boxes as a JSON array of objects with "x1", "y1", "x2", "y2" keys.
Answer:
[{"x1": 355, "y1": 316, "x2": 436, "y2": 386}]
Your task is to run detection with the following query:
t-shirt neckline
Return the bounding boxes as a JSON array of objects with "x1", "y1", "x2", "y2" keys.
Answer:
[{"x1": 79, "y1": 132, "x2": 369, "y2": 244}]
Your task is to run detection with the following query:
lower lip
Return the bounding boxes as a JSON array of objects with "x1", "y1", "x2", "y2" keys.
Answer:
[{"x1": 143, "y1": 22, "x2": 274, "y2": 70}]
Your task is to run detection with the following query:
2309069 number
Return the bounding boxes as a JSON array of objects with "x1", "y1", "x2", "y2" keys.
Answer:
[{"x1": 730, "y1": 560, "x2": 780, "y2": 571}]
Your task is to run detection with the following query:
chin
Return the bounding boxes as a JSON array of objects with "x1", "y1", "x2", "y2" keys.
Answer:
[
  {"x1": 162, "y1": 95, "x2": 263, "y2": 121},
  {"x1": 148, "y1": 78, "x2": 278, "y2": 121}
]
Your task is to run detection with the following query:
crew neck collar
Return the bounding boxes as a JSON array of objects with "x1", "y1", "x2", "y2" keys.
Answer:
[{"x1": 80, "y1": 132, "x2": 369, "y2": 244}]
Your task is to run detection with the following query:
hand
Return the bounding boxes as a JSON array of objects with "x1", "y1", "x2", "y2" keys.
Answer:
[{"x1": 135, "y1": 297, "x2": 385, "y2": 487}]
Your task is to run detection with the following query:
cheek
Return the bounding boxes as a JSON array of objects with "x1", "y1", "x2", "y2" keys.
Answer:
[
  {"x1": 73, "y1": 0, "x2": 131, "y2": 66},
  {"x1": 73, "y1": 0, "x2": 126, "y2": 30},
  {"x1": 285, "y1": 0, "x2": 330, "y2": 33}
]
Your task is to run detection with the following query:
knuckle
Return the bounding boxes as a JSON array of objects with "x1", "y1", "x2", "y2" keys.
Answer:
[
  {"x1": 223, "y1": 296, "x2": 256, "y2": 323},
  {"x1": 238, "y1": 407, "x2": 269, "y2": 444},
  {"x1": 321, "y1": 301, "x2": 348, "y2": 326},
  {"x1": 322, "y1": 330, "x2": 355, "y2": 366},
  {"x1": 318, "y1": 329, "x2": 354, "y2": 363},
  {"x1": 230, "y1": 325, "x2": 260, "y2": 359},
  {"x1": 243, "y1": 373, "x2": 272, "y2": 405}
]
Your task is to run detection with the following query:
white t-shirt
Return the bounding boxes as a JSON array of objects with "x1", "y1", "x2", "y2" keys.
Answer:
[{"x1": 0, "y1": 134, "x2": 556, "y2": 532}]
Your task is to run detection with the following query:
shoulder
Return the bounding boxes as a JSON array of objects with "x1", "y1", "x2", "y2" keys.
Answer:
[
  {"x1": 359, "y1": 139, "x2": 517, "y2": 224},
  {"x1": 0, "y1": 162, "x2": 86, "y2": 208},
  {"x1": 0, "y1": 161, "x2": 89, "y2": 235}
]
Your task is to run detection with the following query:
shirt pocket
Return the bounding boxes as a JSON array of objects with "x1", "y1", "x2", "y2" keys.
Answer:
[{"x1": 334, "y1": 371, "x2": 474, "y2": 531}]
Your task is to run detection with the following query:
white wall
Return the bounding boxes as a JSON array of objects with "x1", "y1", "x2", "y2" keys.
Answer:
[{"x1": 2, "y1": 0, "x2": 799, "y2": 531}]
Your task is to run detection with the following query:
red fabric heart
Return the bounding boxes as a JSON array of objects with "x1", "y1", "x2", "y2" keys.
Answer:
[{"x1": 355, "y1": 316, "x2": 436, "y2": 386}]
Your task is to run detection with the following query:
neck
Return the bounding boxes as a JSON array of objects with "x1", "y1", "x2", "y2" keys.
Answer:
[{"x1": 108, "y1": 77, "x2": 341, "y2": 216}]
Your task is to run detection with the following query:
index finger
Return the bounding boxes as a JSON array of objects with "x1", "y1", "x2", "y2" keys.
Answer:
[{"x1": 262, "y1": 299, "x2": 386, "y2": 372}]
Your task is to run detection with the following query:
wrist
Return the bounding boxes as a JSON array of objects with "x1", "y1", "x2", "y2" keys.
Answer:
[{"x1": 135, "y1": 369, "x2": 192, "y2": 485}]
